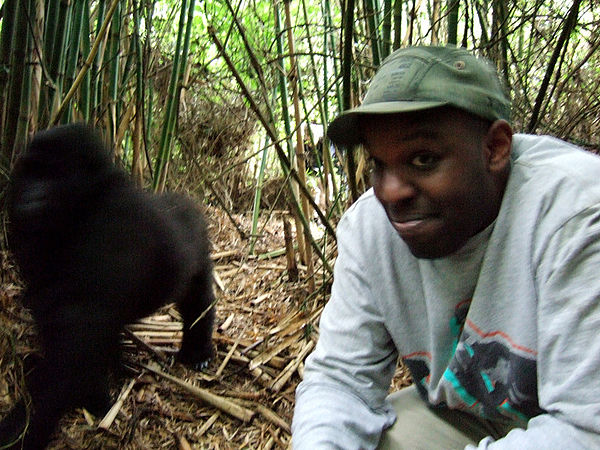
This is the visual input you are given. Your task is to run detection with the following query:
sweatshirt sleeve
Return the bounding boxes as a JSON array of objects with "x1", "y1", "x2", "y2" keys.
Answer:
[
  {"x1": 292, "y1": 211, "x2": 398, "y2": 449},
  {"x1": 469, "y1": 206, "x2": 600, "y2": 449}
]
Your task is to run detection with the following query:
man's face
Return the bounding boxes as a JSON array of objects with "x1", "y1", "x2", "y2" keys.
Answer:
[{"x1": 362, "y1": 108, "x2": 506, "y2": 259}]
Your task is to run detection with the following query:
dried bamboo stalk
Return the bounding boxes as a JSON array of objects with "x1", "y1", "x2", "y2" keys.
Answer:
[
  {"x1": 215, "y1": 326, "x2": 245, "y2": 377},
  {"x1": 197, "y1": 411, "x2": 220, "y2": 437},
  {"x1": 232, "y1": 350, "x2": 274, "y2": 388},
  {"x1": 254, "y1": 404, "x2": 290, "y2": 434},
  {"x1": 212, "y1": 250, "x2": 239, "y2": 260},
  {"x1": 142, "y1": 363, "x2": 255, "y2": 422},
  {"x1": 127, "y1": 323, "x2": 183, "y2": 331},
  {"x1": 249, "y1": 332, "x2": 301, "y2": 371},
  {"x1": 98, "y1": 378, "x2": 136, "y2": 430},
  {"x1": 123, "y1": 327, "x2": 168, "y2": 362},
  {"x1": 270, "y1": 340, "x2": 314, "y2": 392},
  {"x1": 176, "y1": 434, "x2": 193, "y2": 450}
]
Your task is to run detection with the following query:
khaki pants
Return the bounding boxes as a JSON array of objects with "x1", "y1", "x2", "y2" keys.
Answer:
[{"x1": 378, "y1": 386, "x2": 515, "y2": 449}]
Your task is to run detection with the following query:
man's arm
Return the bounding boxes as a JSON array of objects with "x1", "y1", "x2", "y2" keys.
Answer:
[
  {"x1": 471, "y1": 207, "x2": 600, "y2": 449},
  {"x1": 292, "y1": 213, "x2": 398, "y2": 449}
]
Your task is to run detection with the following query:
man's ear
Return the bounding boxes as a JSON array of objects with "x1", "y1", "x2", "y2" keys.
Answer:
[{"x1": 485, "y1": 119, "x2": 513, "y2": 173}]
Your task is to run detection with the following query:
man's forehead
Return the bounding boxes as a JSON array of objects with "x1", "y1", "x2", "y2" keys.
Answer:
[{"x1": 360, "y1": 108, "x2": 462, "y2": 141}]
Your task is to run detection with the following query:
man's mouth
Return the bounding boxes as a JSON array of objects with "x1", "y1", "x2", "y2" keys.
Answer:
[{"x1": 388, "y1": 215, "x2": 443, "y2": 238}]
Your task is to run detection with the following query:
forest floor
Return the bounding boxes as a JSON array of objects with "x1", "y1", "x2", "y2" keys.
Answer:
[{"x1": 0, "y1": 205, "x2": 411, "y2": 449}]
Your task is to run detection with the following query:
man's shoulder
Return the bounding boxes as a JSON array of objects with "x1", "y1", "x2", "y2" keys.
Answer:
[
  {"x1": 513, "y1": 134, "x2": 600, "y2": 179},
  {"x1": 336, "y1": 188, "x2": 405, "y2": 252},
  {"x1": 512, "y1": 134, "x2": 600, "y2": 204},
  {"x1": 339, "y1": 189, "x2": 387, "y2": 233}
]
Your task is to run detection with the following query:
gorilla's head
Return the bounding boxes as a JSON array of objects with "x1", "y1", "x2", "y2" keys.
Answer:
[{"x1": 8, "y1": 123, "x2": 121, "y2": 232}]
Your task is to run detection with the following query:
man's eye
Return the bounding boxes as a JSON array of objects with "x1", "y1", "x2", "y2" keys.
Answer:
[{"x1": 411, "y1": 154, "x2": 438, "y2": 168}]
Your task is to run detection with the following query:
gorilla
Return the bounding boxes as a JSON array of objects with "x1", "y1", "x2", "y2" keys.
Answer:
[{"x1": 0, "y1": 123, "x2": 216, "y2": 449}]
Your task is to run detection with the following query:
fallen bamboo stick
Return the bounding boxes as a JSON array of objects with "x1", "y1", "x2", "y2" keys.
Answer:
[
  {"x1": 232, "y1": 350, "x2": 274, "y2": 388},
  {"x1": 98, "y1": 378, "x2": 137, "y2": 430},
  {"x1": 123, "y1": 327, "x2": 168, "y2": 362},
  {"x1": 197, "y1": 411, "x2": 220, "y2": 437},
  {"x1": 249, "y1": 332, "x2": 301, "y2": 371},
  {"x1": 216, "y1": 326, "x2": 246, "y2": 377},
  {"x1": 270, "y1": 340, "x2": 314, "y2": 392},
  {"x1": 255, "y1": 403, "x2": 290, "y2": 433},
  {"x1": 141, "y1": 363, "x2": 255, "y2": 423},
  {"x1": 126, "y1": 323, "x2": 183, "y2": 331},
  {"x1": 211, "y1": 250, "x2": 239, "y2": 260},
  {"x1": 233, "y1": 401, "x2": 290, "y2": 434}
]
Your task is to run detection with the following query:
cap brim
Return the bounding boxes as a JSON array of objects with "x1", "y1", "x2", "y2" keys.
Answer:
[{"x1": 327, "y1": 100, "x2": 448, "y2": 147}]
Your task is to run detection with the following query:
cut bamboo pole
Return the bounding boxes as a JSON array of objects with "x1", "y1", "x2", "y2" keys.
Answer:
[
  {"x1": 98, "y1": 378, "x2": 137, "y2": 430},
  {"x1": 270, "y1": 340, "x2": 314, "y2": 392},
  {"x1": 142, "y1": 363, "x2": 255, "y2": 423}
]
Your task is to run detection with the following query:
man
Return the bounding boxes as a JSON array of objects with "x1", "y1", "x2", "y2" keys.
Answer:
[{"x1": 292, "y1": 45, "x2": 600, "y2": 449}]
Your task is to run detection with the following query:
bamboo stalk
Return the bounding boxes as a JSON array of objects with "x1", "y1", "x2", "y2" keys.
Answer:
[
  {"x1": 249, "y1": 331, "x2": 301, "y2": 371},
  {"x1": 142, "y1": 363, "x2": 256, "y2": 423},
  {"x1": 254, "y1": 404, "x2": 290, "y2": 433},
  {"x1": 270, "y1": 340, "x2": 314, "y2": 392},
  {"x1": 50, "y1": 0, "x2": 120, "y2": 125},
  {"x1": 123, "y1": 326, "x2": 169, "y2": 363},
  {"x1": 197, "y1": 411, "x2": 220, "y2": 437},
  {"x1": 207, "y1": 28, "x2": 336, "y2": 277},
  {"x1": 98, "y1": 378, "x2": 137, "y2": 430},
  {"x1": 215, "y1": 325, "x2": 247, "y2": 378}
]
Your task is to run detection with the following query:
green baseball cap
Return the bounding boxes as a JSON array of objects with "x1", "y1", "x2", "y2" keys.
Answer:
[{"x1": 327, "y1": 45, "x2": 511, "y2": 147}]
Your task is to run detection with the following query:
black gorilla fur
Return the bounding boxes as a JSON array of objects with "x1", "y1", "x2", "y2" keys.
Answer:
[{"x1": 0, "y1": 123, "x2": 216, "y2": 449}]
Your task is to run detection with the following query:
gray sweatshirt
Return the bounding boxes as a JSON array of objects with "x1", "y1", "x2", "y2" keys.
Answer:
[{"x1": 292, "y1": 134, "x2": 600, "y2": 449}]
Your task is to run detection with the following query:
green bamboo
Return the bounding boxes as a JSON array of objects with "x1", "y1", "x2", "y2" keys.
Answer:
[
  {"x1": 491, "y1": 0, "x2": 509, "y2": 87},
  {"x1": 28, "y1": 0, "x2": 45, "y2": 134},
  {"x1": 324, "y1": 0, "x2": 343, "y2": 109},
  {"x1": 0, "y1": 0, "x2": 18, "y2": 145},
  {"x1": 527, "y1": 0, "x2": 582, "y2": 133},
  {"x1": 131, "y1": 0, "x2": 145, "y2": 182},
  {"x1": 208, "y1": 26, "x2": 337, "y2": 244},
  {"x1": 382, "y1": 0, "x2": 392, "y2": 58},
  {"x1": 321, "y1": 0, "x2": 331, "y2": 121},
  {"x1": 3, "y1": 0, "x2": 28, "y2": 162},
  {"x1": 299, "y1": 0, "x2": 333, "y2": 205},
  {"x1": 144, "y1": 0, "x2": 156, "y2": 169},
  {"x1": 154, "y1": 0, "x2": 196, "y2": 192},
  {"x1": 447, "y1": 0, "x2": 459, "y2": 45},
  {"x1": 153, "y1": 0, "x2": 189, "y2": 190},
  {"x1": 50, "y1": 0, "x2": 121, "y2": 125},
  {"x1": 283, "y1": 0, "x2": 314, "y2": 280},
  {"x1": 474, "y1": 0, "x2": 489, "y2": 47},
  {"x1": 341, "y1": 0, "x2": 359, "y2": 203},
  {"x1": 249, "y1": 135, "x2": 271, "y2": 254},
  {"x1": 301, "y1": 0, "x2": 326, "y2": 127},
  {"x1": 14, "y1": 0, "x2": 35, "y2": 158},
  {"x1": 107, "y1": 0, "x2": 122, "y2": 136},
  {"x1": 364, "y1": 0, "x2": 381, "y2": 66},
  {"x1": 35, "y1": 0, "x2": 59, "y2": 125},
  {"x1": 80, "y1": 1, "x2": 92, "y2": 121},
  {"x1": 43, "y1": 0, "x2": 60, "y2": 68},
  {"x1": 48, "y1": 0, "x2": 74, "y2": 122},
  {"x1": 63, "y1": 0, "x2": 86, "y2": 123},
  {"x1": 272, "y1": 0, "x2": 294, "y2": 158},
  {"x1": 90, "y1": 0, "x2": 107, "y2": 121},
  {"x1": 393, "y1": 0, "x2": 402, "y2": 50},
  {"x1": 320, "y1": 0, "x2": 342, "y2": 216},
  {"x1": 222, "y1": 0, "x2": 270, "y2": 107}
]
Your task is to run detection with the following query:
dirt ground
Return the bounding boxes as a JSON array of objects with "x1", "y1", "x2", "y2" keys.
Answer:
[{"x1": 0, "y1": 205, "x2": 411, "y2": 449}]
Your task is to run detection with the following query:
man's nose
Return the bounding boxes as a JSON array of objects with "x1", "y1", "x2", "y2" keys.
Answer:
[{"x1": 374, "y1": 170, "x2": 417, "y2": 204}]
